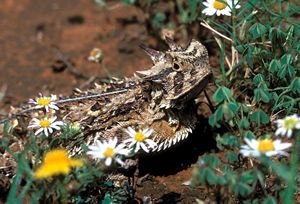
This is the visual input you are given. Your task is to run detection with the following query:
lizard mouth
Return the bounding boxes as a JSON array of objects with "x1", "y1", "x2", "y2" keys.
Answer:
[{"x1": 170, "y1": 72, "x2": 212, "y2": 108}]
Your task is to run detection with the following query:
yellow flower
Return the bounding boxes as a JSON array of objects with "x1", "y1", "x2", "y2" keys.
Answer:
[{"x1": 34, "y1": 149, "x2": 83, "y2": 179}]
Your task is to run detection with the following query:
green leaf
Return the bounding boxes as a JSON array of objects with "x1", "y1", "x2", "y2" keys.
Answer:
[
  {"x1": 198, "y1": 167, "x2": 209, "y2": 184},
  {"x1": 254, "y1": 88, "x2": 271, "y2": 103},
  {"x1": 249, "y1": 23, "x2": 267, "y2": 39},
  {"x1": 226, "y1": 172, "x2": 238, "y2": 192},
  {"x1": 245, "y1": 199, "x2": 260, "y2": 204},
  {"x1": 275, "y1": 54, "x2": 295, "y2": 78},
  {"x1": 7, "y1": 168, "x2": 23, "y2": 204},
  {"x1": 238, "y1": 118, "x2": 250, "y2": 129},
  {"x1": 2, "y1": 121, "x2": 10, "y2": 138},
  {"x1": 80, "y1": 144, "x2": 90, "y2": 152},
  {"x1": 269, "y1": 59, "x2": 280, "y2": 73},
  {"x1": 241, "y1": 104, "x2": 249, "y2": 113},
  {"x1": 289, "y1": 77, "x2": 300, "y2": 94},
  {"x1": 225, "y1": 152, "x2": 239, "y2": 164},
  {"x1": 260, "y1": 156, "x2": 290, "y2": 180},
  {"x1": 209, "y1": 100, "x2": 240, "y2": 127},
  {"x1": 213, "y1": 86, "x2": 233, "y2": 103},
  {"x1": 262, "y1": 195, "x2": 277, "y2": 204},
  {"x1": 253, "y1": 74, "x2": 265, "y2": 85},
  {"x1": 206, "y1": 168, "x2": 218, "y2": 185},
  {"x1": 217, "y1": 175, "x2": 226, "y2": 185},
  {"x1": 228, "y1": 102, "x2": 240, "y2": 114},
  {"x1": 122, "y1": 0, "x2": 135, "y2": 5},
  {"x1": 243, "y1": 131, "x2": 255, "y2": 139},
  {"x1": 209, "y1": 105, "x2": 223, "y2": 127},
  {"x1": 222, "y1": 102, "x2": 238, "y2": 121},
  {"x1": 277, "y1": 64, "x2": 296, "y2": 79},
  {"x1": 269, "y1": 27, "x2": 285, "y2": 49},
  {"x1": 285, "y1": 25, "x2": 295, "y2": 44},
  {"x1": 102, "y1": 193, "x2": 112, "y2": 204},
  {"x1": 246, "y1": 47, "x2": 254, "y2": 69},
  {"x1": 252, "y1": 46, "x2": 270, "y2": 59},
  {"x1": 16, "y1": 179, "x2": 33, "y2": 204},
  {"x1": 208, "y1": 113, "x2": 218, "y2": 127},
  {"x1": 222, "y1": 164, "x2": 233, "y2": 172},
  {"x1": 280, "y1": 54, "x2": 293, "y2": 65},
  {"x1": 216, "y1": 134, "x2": 240, "y2": 150},
  {"x1": 249, "y1": 109, "x2": 269, "y2": 126},
  {"x1": 236, "y1": 0, "x2": 260, "y2": 19},
  {"x1": 105, "y1": 181, "x2": 113, "y2": 187},
  {"x1": 180, "y1": 11, "x2": 189, "y2": 24},
  {"x1": 273, "y1": 95, "x2": 297, "y2": 112},
  {"x1": 270, "y1": 92, "x2": 279, "y2": 101},
  {"x1": 240, "y1": 171, "x2": 256, "y2": 184},
  {"x1": 186, "y1": 0, "x2": 201, "y2": 22},
  {"x1": 238, "y1": 183, "x2": 253, "y2": 197},
  {"x1": 202, "y1": 154, "x2": 221, "y2": 168},
  {"x1": 255, "y1": 169, "x2": 265, "y2": 187},
  {"x1": 214, "y1": 105, "x2": 224, "y2": 121},
  {"x1": 236, "y1": 45, "x2": 244, "y2": 52}
]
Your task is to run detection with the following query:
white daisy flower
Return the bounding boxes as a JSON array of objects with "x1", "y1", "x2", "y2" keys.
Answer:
[
  {"x1": 29, "y1": 94, "x2": 59, "y2": 112},
  {"x1": 87, "y1": 137, "x2": 129, "y2": 166},
  {"x1": 123, "y1": 127, "x2": 157, "y2": 153},
  {"x1": 28, "y1": 116, "x2": 64, "y2": 136},
  {"x1": 275, "y1": 114, "x2": 300, "y2": 138},
  {"x1": 202, "y1": 0, "x2": 240, "y2": 16},
  {"x1": 240, "y1": 138, "x2": 292, "y2": 157},
  {"x1": 88, "y1": 48, "x2": 103, "y2": 63}
]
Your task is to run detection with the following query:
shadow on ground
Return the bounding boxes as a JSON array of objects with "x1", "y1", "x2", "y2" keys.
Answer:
[{"x1": 138, "y1": 117, "x2": 216, "y2": 176}]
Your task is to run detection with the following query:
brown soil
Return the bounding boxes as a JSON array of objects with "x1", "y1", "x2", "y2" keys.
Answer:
[{"x1": 0, "y1": 0, "x2": 217, "y2": 203}]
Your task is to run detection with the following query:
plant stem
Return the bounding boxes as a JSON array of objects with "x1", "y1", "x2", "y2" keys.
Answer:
[{"x1": 284, "y1": 130, "x2": 300, "y2": 203}]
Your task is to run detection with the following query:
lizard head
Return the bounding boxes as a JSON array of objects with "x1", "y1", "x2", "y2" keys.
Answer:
[{"x1": 138, "y1": 38, "x2": 211, "y2": 109}]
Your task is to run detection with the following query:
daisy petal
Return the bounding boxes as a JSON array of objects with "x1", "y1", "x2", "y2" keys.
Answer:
[
  {"x1": 140, "y1": 142, "x2": 149, "y2": 153},
  {"x1": 105, "y1": 157, "x2": 112, "y2": 166}
]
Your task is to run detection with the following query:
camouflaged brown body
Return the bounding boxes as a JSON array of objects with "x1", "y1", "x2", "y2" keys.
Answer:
[{"x1": 11, "y1": 39, "x2": 211, "y2": 152}]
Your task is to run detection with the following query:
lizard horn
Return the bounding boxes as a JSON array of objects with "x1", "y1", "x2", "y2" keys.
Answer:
[
  {"x1": 139, "y1": 44, "x2": 165, "y2": 63},
  {"x1": 164, "y1": 36, "x2": 182, "y2": 51}
]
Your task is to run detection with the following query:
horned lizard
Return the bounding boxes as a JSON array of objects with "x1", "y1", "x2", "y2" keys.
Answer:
[{"x1": 6, "y1": 38, "x2": 211, "y2": 152}]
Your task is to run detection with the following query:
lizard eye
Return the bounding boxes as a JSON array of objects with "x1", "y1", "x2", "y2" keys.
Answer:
[
  {"x1": 173, "y1": 62, "x2": 180, "y2": 71},
  {"x1": 91, "y1": 102, "x2": 101, "y2": 112}
]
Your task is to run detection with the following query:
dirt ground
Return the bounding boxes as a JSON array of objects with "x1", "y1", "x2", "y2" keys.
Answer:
[{"x1": 0, "y1": 0, "x2": 217, "y2": 202}]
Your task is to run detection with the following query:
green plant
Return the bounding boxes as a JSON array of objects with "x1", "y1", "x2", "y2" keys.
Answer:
[{"x1": 1, "y1": 0, "x2": 300, "y2": 203}]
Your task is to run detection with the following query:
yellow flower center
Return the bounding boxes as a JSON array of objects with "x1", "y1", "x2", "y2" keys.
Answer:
[
  {"x1": 71, "y1": 122, "x2": 81, "y2": 130},
  {"x1": 103, "y1": 147, "x2": 115, "y2": 158},
  {"x1": 134, "y1": 132, "x2": 146, "y2": 142},
  {"x1": 39, "y1": 119, "x2": 51, "y2": 128},
  {"x1": 213, "y1": 0, "x2": 227, "y2": 10},
  {"x1": 283, "y1": 118, "x2": 298, "y2": 130},
  {"x1": 258, "y1": 139, "x2": 275, "y2": 152},
  {"x1": 37, "y1": 97, "x2": 51, "y2": 106}
]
